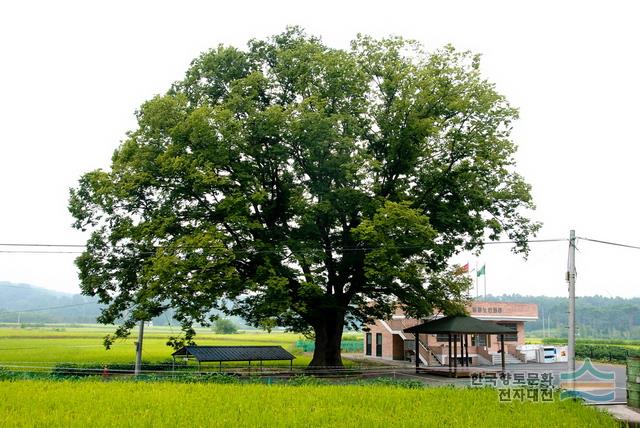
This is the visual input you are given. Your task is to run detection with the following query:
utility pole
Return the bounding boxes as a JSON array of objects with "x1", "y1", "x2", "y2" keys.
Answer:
[
  {"x1": 134, "y1": 320, "x2": 144, "y2": 376},
  {"x1": 567, "y1": 230, "x2": 577, "y2": 381}
]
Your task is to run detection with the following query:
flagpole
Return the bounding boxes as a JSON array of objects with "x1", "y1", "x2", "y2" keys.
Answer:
[
  {"x1": 475, "y1": 260, "x2": 478, "y2": 299},
  {"x1": 484, "y1": 268, "x2": 487, "y2": 300}
]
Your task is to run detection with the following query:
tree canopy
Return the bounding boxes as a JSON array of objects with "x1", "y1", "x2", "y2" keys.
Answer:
[{"x1": 69, "y1": 28, "x2": 539, "y2": 366}]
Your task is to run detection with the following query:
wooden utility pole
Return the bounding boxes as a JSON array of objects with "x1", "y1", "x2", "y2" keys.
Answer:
[
  {"x1": 134, "y1": 320, "x2": 144, "y2": 376},
  {"x1": 567, "y1": 230, "x2": 577, "y2": 381}
]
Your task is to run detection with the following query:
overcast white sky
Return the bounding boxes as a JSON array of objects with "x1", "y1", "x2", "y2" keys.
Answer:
[{"x1": 1, "y1": 1, "x2": 639, "y2": 298}]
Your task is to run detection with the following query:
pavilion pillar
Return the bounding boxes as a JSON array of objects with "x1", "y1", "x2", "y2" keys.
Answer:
[
  {"x1": 460, "y1": 334, "x2": 464, "y2": 368},
  {"x1": 500, "y1": 334, "x2": 506, "y2": 373},
  {"x1": 464, "y1": 334, "x2": 471, "y2": 367},
  {"x1": 448, "y1": 334, "x2": 452, "y2": 375},
  {"x1": 415, "y1": 333, "x2": 420, "y2": 373},
  {"x1": 464, "y1": 334, "x2": 469, "y2": 367},
  {"x1": 462, "y1": 335, "x2": 466, "y2": 367},
  {"x1": 453, "y1": 334, "x2": 458, "y2": 376}
]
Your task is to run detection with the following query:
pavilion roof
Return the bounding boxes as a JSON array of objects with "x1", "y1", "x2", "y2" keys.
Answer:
[{"x1": 403, "y1": 316, "x2": 516, "y2": 335}]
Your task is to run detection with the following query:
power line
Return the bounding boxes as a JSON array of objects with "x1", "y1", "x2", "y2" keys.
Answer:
[
  {"x1": 0, "y1": 238, "x2": 568, "y2": 256},
  {"x1": 0, "y1": 243, "x2": 86, "y2": 248},
  {"x1": 0, "y1": 301, "x2": 100, "y2": 315},
  {"x1": 483, "y1": 238, "x2": 567, "y2": 244},
  {"x1": 0, "y1": 238, "x2": 567, "y2": 248},
  {"x1": 0, "y1": 250, "x2": 84, "y2": 254},
  {"x1": 578, "y1": 237, "x2": 640, "y2": 251}
]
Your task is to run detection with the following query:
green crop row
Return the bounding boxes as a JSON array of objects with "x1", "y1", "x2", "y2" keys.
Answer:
[
  {"x1": 575, "y1": 344, "x2": 639, "y2": 363},
  {"x1": 534, "y1": 337, "x2": 640, "y2": 347},
  {"x1": 526, "y1": 337, "x2": 640, "y2": 363},
  {"x1": 295, "y1": 339, "x2": 363, "y2": 353},
  {"x1": 0, "y1": 380, "x2": 618, "y2": 427}
]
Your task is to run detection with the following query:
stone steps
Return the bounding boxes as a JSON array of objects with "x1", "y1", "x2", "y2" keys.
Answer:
[{"x1": 491, "y1": 353, "x2": 523, "y2": 364}]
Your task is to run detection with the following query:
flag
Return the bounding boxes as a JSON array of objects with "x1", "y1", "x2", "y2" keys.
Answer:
[
  {"x1": 477, "y1": 264, "x2": 486, "y2": 277},
  {"x1": 455, "y1": 263, "x2": 469, "y2": 275}
]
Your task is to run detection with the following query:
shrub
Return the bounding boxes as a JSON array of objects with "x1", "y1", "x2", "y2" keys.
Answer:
[
  {"x1": 287, "y1": 375, "x2": 326, "y2": 386},
  {"x1": 361, "y1": 377, "x2": 425, "y2": 389},
  {"x1": 214, "y1": 319, "x2": 238, "y2": 334}
]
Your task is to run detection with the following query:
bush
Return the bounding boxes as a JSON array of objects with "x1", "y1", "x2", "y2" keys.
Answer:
[
  {"x1": 575, "y1": 344, "x2": 639, "y2": 363},
  {"x1": 214, "y1": 319, "x2": 238, "y2": 334},
  {"x1": 50, "y1": 361, "x2": 186, "y2": 377},
  {"x1": 361, "y1": 377, "x2": 425, "y2": 389},
  {"x1": 137, "y1": 372, "x2": 240, "y2": 384},
  {"x1": 286, "y1": 375, "x2": 327, "y2": 386},
  {"x1": 20, "y1": 323, "x2": 46, "y2": 329}
]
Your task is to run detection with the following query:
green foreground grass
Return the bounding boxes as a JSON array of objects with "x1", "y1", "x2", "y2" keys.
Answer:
[{"x1": 0, "y1": 380, "x2": 617, "y2": 428}]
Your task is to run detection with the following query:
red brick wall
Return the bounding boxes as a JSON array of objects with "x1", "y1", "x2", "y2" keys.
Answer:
[
  {"x1": 364, "y1": 320, "x2": 397, "y2": 359},
  {"x1": 363, "y1": 302, "x2": 536, "y2": 360}
]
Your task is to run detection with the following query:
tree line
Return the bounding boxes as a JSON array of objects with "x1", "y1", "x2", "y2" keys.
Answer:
[{"x1": 492, "y1": 294, "x2": 640, "y2": 339}]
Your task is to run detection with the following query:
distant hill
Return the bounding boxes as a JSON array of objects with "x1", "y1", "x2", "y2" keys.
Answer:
[
  {"x1": 0, "y1": 282, "x2": 102, "y2": 324},
  {"x1": 4, "y1": 283, "x2": 638, "y2": 338},
  {"x1": 0, "y1": 282, "x2": 247, "y2": 328}
]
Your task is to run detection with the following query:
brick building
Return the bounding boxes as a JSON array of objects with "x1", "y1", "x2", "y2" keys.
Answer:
[{"x1": 363, "y1": 301, "x2": 538, "y2": 366}]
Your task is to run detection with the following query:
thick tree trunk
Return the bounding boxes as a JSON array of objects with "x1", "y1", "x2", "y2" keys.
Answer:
[{"x1": 308, "y1": 311, "x2": 345, "y2": 368}]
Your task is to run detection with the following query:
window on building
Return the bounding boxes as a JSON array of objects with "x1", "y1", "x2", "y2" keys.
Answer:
[
  {"x1": 497, "y1": 323, "x2": 518, "y2": 342},
  {"x1": 436, "y1": 333, "x2": 450, "y2": 342},
  {"x1": 375, "y1": 333, "x2": 383, "y2": 357},
  {"x1": 365, "y1": 333, "x2": 372, "y2": 356},
  {"x1": 471, "y1": 334, "x2": 487, "y2": 346}
]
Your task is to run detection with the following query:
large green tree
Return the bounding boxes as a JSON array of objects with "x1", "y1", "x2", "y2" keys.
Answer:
[{"x1": 69, "y1": 28, "x2": 539, "y2": 367}]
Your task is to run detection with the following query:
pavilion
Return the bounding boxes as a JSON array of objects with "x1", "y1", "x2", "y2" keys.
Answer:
[{"x1": 403, "y1": 316, "x2": 516, "y2": 376}]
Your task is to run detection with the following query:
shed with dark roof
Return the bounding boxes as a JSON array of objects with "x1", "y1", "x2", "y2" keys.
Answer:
[{"x1": 172, "y1": 346, "x2": 295, "y2": 371}]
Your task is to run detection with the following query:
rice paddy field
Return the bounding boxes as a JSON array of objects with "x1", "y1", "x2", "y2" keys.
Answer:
[
  {"x1": 0, "y1": 380, "x2": 618, "y2": 427},
  {"x1": 0, "y1": 325, "x2": 622, "y2": 427},
  {"x1": 0, "y1": 324, "x2": 315, "y2": 369}
]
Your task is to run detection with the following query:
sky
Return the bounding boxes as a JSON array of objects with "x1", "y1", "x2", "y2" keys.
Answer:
[{"x1": 1, "y1": 0, "x2": 639, "y2": 298}]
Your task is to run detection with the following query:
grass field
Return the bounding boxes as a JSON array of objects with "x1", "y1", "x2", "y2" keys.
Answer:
[
  {"x1": 0, "y1": 327, "x2": 620, "y2": 427},
  {"x1": 527, "y1": 337, "x2": 640, "y2": 348},
  {"x1": 0, "y1": 325, "x2": 316, "y2": 368},
  {"x1": 0, "y1": 380, "x2": 618, "y2": 428}
]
